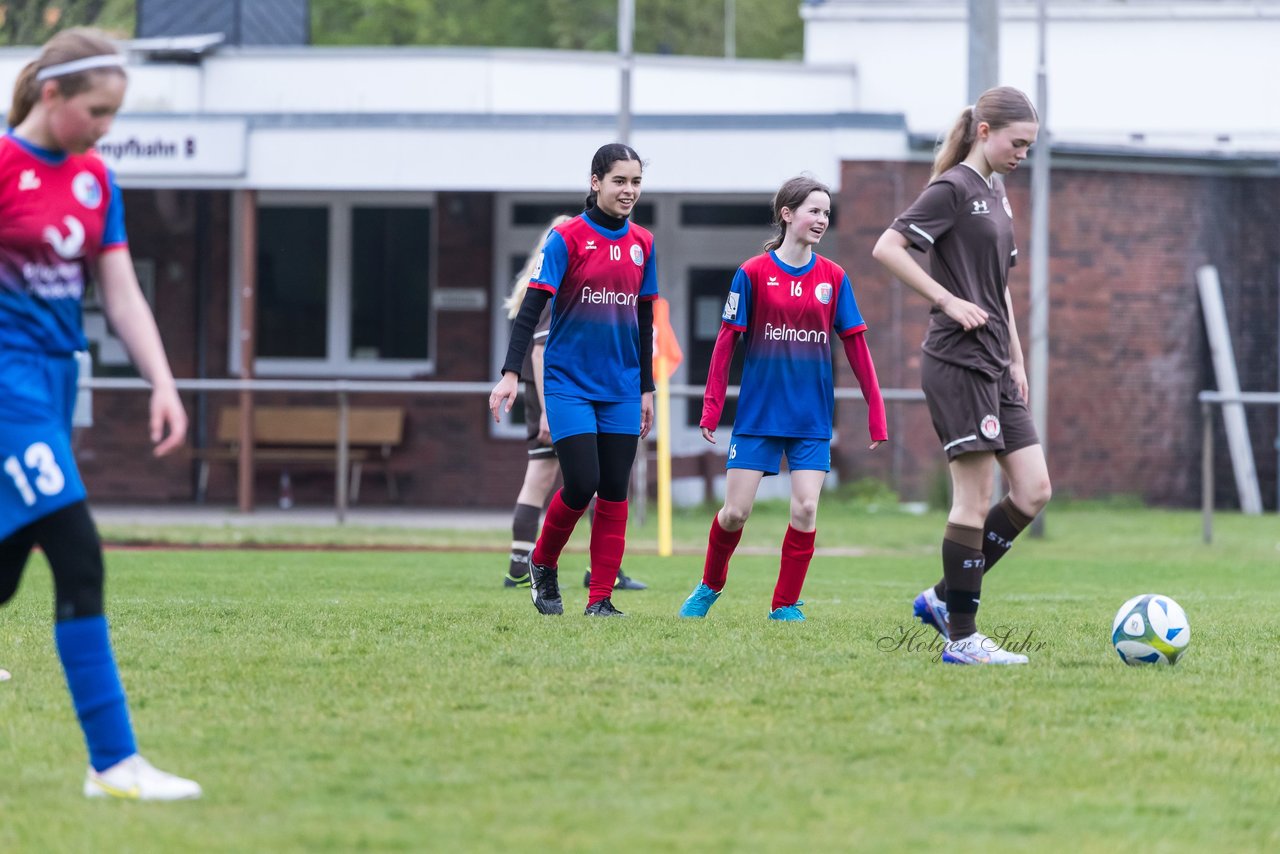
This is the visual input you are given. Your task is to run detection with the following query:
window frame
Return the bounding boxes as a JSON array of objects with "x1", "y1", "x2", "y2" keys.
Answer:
[{"x1": 230, "y1": 190, "x2": 438, "y2": 377}]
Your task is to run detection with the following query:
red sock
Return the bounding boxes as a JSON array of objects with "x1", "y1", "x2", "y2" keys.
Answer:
[
  {"x1": 587, "y1": 497, "x2": 628, "y2": 604},
  {"x1": 531, "y1": 490, "x2": 588, "y2": 568},
  {"x1": 772, "y1": 525, "x2": 816, "y2": 611},
  {"x1": 701, "y1": 513, "x2": 743, "y2": 592}
]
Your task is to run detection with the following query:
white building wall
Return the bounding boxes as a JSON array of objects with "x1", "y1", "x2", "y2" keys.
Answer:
[{"x1": 803, "y1": 0, "x2": 1280, "y2": 145}]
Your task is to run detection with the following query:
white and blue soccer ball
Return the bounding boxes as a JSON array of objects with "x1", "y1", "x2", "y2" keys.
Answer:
[{"x1": 1111, "y1": 594, "x2": 1190, "y2": 666}]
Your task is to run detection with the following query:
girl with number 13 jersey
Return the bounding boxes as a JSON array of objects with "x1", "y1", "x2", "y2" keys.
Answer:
[{"x1": 0, "y1": 28, "x2": 200, "y2": 799}]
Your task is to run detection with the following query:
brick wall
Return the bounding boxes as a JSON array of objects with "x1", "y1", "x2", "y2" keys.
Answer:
[
  {"x1": 834, "y1": 161, "x2": 1279, "y2": 509},
  {"x1": 79, "y1": 190, "x2": 532, "y2": 508},
  {"x1": 78, "y1": 176, "x2": 1279, "y2": 510}
]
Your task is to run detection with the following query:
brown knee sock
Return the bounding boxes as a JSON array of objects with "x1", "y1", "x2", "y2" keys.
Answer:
[
  {"x1": 932, "y1": 497, "x2": 1035, "y2": 598},
  {"x1": 941, "y1": 523, "x2": 984, "y2": 639}
]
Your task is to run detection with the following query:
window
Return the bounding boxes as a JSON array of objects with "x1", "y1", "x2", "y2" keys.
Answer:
[
  {"x1": 350, "y1": 207, "x2": 432, "y2": 360},
  {"x1": 233, "y1": 193, "x2": 436, "y2": 376},
  {"x1": 256, "y1": 207, "x2": 329, "y2": 358},
  {"x1": 512, "y1": 201, "x2": 656, "y2": 227}
]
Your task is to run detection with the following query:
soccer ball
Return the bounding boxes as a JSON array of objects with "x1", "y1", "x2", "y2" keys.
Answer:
[{"x1": 1111, "y1": 594, "x2": 1190, "y2": 666}]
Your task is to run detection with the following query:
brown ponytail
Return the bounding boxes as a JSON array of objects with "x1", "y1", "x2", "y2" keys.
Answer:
[
  {"x1": 929, "y1": 86, "x2": 1038, "y2": 183},
  {"x1": 8, "y1": 28, "x2": 124, "y2": 127}
]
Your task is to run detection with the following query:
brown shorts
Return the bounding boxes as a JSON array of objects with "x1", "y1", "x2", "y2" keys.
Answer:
[
  {"x1": 921, "y1": 354, "x2": 1040, "y2": 461},
  {"x1": 524, "y1": 383, "x2": 556, "y2": 459}
]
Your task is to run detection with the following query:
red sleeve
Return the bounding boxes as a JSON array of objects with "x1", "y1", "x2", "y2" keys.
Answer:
[
  {"x1": 842, "y1": 331, "x2": 888, "y2": 443},
  {"x1": 700, "y1": 324, "x2": 741, "y2": 431}
]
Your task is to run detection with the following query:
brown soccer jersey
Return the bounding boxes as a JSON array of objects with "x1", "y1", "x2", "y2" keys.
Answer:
[{"x1": 891, "y1": 163, "x2": 1019, "y2": 379}]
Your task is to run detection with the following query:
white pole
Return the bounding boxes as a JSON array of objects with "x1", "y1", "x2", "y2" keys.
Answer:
[
  {"x1": 725, "y1": 0, "x2": 736, "y2": 59},
  {"x1": 967, "y1": 0, "x2": 999, "y2": 101},
  {"x1": 1028, "y1": 0, "x2": 1050, "y2": 537},
  {"x1": 618, "y1": 0, "x2": 634, "y2": 145}
]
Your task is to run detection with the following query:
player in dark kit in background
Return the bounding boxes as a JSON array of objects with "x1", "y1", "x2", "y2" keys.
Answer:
[
  {"x1": 872, "y1": 86, "x2": 1052, "y2": 665},
  {"x1": 679, "y1": 176, "x2": 887, "y2": 621},
  {"x1": 490, "y1": 143, "x2": 657, "y2": 617},
  {"x1": 500, "y1": 216, "x2": 646, "y2": 593},
  {"x1": 0, "y1": 29, "x2": 201, "y2": 798}
]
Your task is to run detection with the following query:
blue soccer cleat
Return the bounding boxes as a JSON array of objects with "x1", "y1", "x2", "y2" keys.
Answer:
[
  {"x1": 678, "y1": 583, "x2": 721, "y2": 618},
  {"x1": 913, "y1": 587, "x2": 950, "y2": 639},
  {"x1": 768, "y1": 601, "x2": 806, "y2": 621}
]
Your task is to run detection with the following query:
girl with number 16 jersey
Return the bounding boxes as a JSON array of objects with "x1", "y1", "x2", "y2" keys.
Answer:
[{"x1": 679, "y1": 176, "x2": 887, "y2": 621}]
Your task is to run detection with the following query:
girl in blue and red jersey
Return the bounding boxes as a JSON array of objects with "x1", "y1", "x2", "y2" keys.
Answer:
[
  {"x1": 679, "y1": 176, "x2": 887, "y2": 621},
  {"x1": 490, "y1": 144, "x2": 657, "y2": 617},
  {"x1": 0, "y1": 29, "x2": 200, "y2": 799}
]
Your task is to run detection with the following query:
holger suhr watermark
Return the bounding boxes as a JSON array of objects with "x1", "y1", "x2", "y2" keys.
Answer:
[{"x1": 877, "y1": 625, "x2": 1046, "y2": 660}]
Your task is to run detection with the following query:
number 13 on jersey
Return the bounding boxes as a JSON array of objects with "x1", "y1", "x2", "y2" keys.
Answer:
[{"x1": 4, "y1": 441, "x2": 67, "y2": 506}]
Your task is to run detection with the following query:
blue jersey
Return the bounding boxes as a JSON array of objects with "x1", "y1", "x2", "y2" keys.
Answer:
[
  {"x1": 721, "y1": 251, "x2": 866, "y2": 438},
  {"x1": 0, "y1": 134, "x2": 127, "y2": 355},
  {"x1": 530, "y1": 213, "x2": 658, "y2": 401}
]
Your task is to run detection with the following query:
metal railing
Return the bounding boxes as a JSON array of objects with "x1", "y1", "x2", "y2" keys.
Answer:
[
  {"x1": 81, "y1": 378, "x2": 924, "y2": 523},
  {"x1": 1198, "y1": 390, "x2": 1280, "y2": 543}
]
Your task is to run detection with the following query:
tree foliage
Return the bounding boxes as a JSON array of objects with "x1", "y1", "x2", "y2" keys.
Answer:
[
  {"x1": 0, "y1": 0, "x2": 134, "y2": 45},
  {"x1": 0, "y1": 1, "x2": 803, "y2": 59},
  {"x1": 311, "y1": 0, "x2": 803, "y2": 59}
]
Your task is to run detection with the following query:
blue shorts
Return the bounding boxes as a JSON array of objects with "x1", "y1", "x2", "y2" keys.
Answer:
[
  {"x1": 725, "y1": 434, "x2": 831, "y2": 476},
  {"x1": 0, "y1": 350, "x2": 87, "y2": 540},
  {"x1": 545, "y1": 394, "x2": 641, "y2": 443}
]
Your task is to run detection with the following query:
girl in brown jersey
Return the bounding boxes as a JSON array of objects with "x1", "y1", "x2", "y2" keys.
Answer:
[{"x1": 871, "y1": 86, "x2": 1052, "y2": 666}]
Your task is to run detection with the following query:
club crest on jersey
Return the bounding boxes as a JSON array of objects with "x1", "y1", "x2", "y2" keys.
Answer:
[
  {"x1": 72, "y1": 171, "x2": 102, "y2": 210},
  {"x1": 723, "y1": 292, "x2": 739, "y2": 320},
  {"x1": 44, "y1": 215, "x2": 86, "y2": 260},
  {"x1": 630, "y1": 244, "x2": 644, "y2": 266},
  {"x1": 815, "y1": 282, "x2": 833, "y2": 305},
  {"x1": 1002, "y1": 196, "x2": 1013, "y2": 218},
  {"x1": 979, "y1": 414, "x2": 1001, "y2": 440}
]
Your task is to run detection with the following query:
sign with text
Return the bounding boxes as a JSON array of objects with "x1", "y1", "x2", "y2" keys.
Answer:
[{"x1": 96, "y1": 119, "x2": 247, "y2": 178}]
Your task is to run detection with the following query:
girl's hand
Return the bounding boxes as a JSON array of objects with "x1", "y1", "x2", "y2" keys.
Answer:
[
  {"x1": 640, "y1": 392, "x2": 654, "y2": 439},
  {"x1": 701, "y1": 426, "x2": 716, "y2": 445},
  {"x1": 489, "y1": 373, "x2": 519, "y2": 422},
  {"x1": 150, "y1": 385, "x2": 188, "y2": 457},
  {"x1": 1009, "y1": 362, "x2": 1029, "y2": 402},
  {"x1": 938, "y1": 293, "x2": 989, "y2": 331}
]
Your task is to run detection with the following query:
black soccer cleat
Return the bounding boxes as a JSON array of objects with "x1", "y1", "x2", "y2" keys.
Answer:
[
  {"x1": 529, "y1": 561, "x2": 563, "y2": 615},
  {"x1": 583, "y1": 597, "x2": 626, "y2": 617},
  {"x1": 582, "y1": 568, "x2": 648, "y2": 591}
]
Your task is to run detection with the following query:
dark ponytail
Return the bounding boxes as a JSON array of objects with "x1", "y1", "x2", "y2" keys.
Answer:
[{"x1": 584, "y1": 142, "x2": 643, "y2": 211}]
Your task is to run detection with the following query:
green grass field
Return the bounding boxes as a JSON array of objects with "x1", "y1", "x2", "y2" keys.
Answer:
[{"x1": 2, "y1": 504, "x2": 1278, "y2": 852}]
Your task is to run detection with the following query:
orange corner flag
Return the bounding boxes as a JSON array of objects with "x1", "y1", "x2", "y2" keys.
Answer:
[{"x1": 653, "y1": 297, "x2": 683, "y2": 380}]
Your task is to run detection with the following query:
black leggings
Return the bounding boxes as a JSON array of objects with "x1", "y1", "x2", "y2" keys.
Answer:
[
  {"x1": 0, "y1": 501, "x2": 105, "y2": 621},
  {"x1": 553, "y1": 432, "x2": 638, "y2": 509}
]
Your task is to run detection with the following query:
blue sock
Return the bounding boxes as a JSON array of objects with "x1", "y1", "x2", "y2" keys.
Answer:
[{"x1": 54, "y1": 616, "x2": 137, "y2": 772}]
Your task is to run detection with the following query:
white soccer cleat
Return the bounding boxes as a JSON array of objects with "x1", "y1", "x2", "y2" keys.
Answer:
[
  {"x1": 83, "y1": 754, "x2": 203, "y2": 801},
  {"x1": 942, "y1": 632, "x2": 1029, "y2": 666},
  {"x1": 0, "y1": 668, "x2": 11, "y2": 682}
]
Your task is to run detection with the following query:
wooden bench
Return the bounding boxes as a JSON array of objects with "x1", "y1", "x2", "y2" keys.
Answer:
[{"x1": 193, "y1": 406, "x2": 406, "y2": 504}]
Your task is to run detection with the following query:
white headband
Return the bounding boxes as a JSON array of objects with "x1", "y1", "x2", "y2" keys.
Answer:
[{"x1": 35, "y1": 54, "x2": 125, "y2": 82}]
